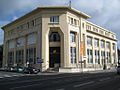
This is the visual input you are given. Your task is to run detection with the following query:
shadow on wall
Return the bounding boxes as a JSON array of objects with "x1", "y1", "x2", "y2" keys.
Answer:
[{"x1": 0, "y1": 45, "x2": 3, "y2": 68}]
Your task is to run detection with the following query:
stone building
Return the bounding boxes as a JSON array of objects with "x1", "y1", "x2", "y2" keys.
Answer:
[{"x1": 2, "y1": 6, "x2": 118, "y2": 72}]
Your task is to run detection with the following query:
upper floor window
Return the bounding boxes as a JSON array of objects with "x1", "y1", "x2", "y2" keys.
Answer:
[
  {"x1": 70, "y1": 32, "x2": 75, "y2": 42},
  {"x1": 50, "y1": 16, "x2": 59, "y2": 23},
  {"x1": 74, "y1": 19, "x2": 77, "y2": 25},
  {"x1": 9, "y1": 40, "x2": 14, "y2": 49},
  {"x1": 70, "y1": 18, "x2": 73, "y2": 24},
  {"x1": 32, "y1": 20, "x2": 35, "y2": 27},
  {"x1": 49, "y1": 32, "x2": 60, "y2": 42},
  {"x1": 27, "y1": 22, "x2": 29, "y2": 28},
  {"x1": 87, "y1": 36, "x2": 92, "y2": 46},
  {"x1": 112, "y1": 43, "x2": 115, "y2": 50},
  {"x1": 94, "y1": 38, "x2": 99, "y2": 47},
  {"x1": 101, "y1": 40, "x2": 105, "y2": 48},
  {"x1": 106, "y1": 42, "x2": 110, "y2": 49}
]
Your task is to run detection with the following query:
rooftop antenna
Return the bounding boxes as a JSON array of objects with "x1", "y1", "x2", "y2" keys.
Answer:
[{"x1": 69, "y1": 0, "x2": 72, "y2": 8}]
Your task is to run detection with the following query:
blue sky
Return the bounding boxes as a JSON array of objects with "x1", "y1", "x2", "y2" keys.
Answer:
[{"x1": 0, "y1": 0, "x2": 120, "y2": 48}]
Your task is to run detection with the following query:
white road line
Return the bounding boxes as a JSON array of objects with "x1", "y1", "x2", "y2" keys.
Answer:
[
  {"x1": 10, "y1": 83, "x2": 42, "y2": 89},
  {"x1": 57, "y1": 88, "x2": 65, "y2": 90},
  {"x1": 74, "y1": 81, "x2": 95, "y2": 88},
  {"x1": 4, "y1": 75, "x2": 12, "y2": 77},
  {"x1": 99, "y1": 77, "x2": 111, "y2": 82},
  {"x1": 0, "y1": 77, "x2": 3, "y2": 78}
]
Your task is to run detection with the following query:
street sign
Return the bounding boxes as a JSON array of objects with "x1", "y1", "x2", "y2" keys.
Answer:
[{"x1": 37, "y1": 59, "x2": 44, "y2": 63}]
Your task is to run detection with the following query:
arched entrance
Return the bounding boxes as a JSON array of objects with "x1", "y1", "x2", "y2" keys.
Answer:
[{"x1": 49, "y1": 32, "x2": 61, "y2": 68}]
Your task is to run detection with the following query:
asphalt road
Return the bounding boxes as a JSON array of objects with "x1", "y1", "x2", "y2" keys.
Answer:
[{"x1": 0, "y1": 71, "x2": 120, "y2": 90}]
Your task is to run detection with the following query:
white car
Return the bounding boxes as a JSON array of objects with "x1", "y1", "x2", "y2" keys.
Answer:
[{"x1": 117, "y1": 66, "x2": 120, "y2": 74}]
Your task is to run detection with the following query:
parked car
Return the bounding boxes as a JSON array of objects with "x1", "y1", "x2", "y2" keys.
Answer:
[
  {"x1": 117, "y1": 66, "x2": 120, "y2": 74},
  {"x1": 23, "y1": 67, "x2": 39, "y2": 74},
  {"x1": 17, "y1": 67, "x2": 24, "y2": 73},
  {"x1": 10, "y1": 67, "x2": 17, "y2": 72}
]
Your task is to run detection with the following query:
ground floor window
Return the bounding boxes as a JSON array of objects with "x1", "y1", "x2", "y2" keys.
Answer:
[
  {"x1": 101, "y1": 51, "x2": 105, "y2": 65},
  {"x1": 87, "y1": 49, "x2": 93, "y2": 63},
  {"x1": 8, "y1": 52, "x2": 14, "y2": 65},
  {"x1": 107, "y1": 52, "x2": 111, "y2": 63},
  {"x1": 70, "y1": 47, "x2": 76, "y2": 64},
  {"x1": 16, "y1": 50, "x2": 24, "y2": 64},
  {"x1": 113, "y1": 53, "x2": 115, "y2": 64},
  {"x1": 26, "y1": 48, "x2": 36, "y2": 64},
  {"x1": 95, "y1": 50, "x2": 100, "y2": 64}
]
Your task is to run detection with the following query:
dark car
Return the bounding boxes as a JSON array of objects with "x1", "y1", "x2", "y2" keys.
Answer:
[
  {"x1": 117, "y1": 66, "x2": 120, "y2": 74},
  {"x1": 23, "y1": 67, "x2": 39, "y2": 74}
]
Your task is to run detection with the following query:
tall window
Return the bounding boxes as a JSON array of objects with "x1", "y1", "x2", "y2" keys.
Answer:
[
  {"x1": 107, "y1": 52, "x2": 111, "y2": 63},
  {"x1": 94, "y1": 39, "x2": 99, "y2": 47},
  {"x1": 95, "y1": 50, "x2": 100, "y2": 64},
  {"x1": 74, "y1": 19, "x2": 77, "y2": 25},
  {"x1": 50, "y1": 32, "x2": 60, "y2": 42},
  {"x1": 27, "y1": 22, "x2": 29, "y2": 29},
  {"x1": 32, "y1": 20, "x2": 35, "y2": 27},
  {"x1": 101, "y1": 51, "x2": 105, "y2": 65},
  {"x1": 8, "y1": 52, "x2": 14, "y2": 65},
  {"x1": 106, "y1": 42, "x2": 110, "y2": 49},
  {"x1": 16, "y1": 50, "x2": 24, "y2": 64},
  {"x1": 87, "y1": 49, "x2": 93, "y2": 63},
  {"x1": 70, "y1": 18, "x2": 73, "y2": 24},
  {"x1": 101, "y1": 40, "x2": 105, "y2": 48},
  {"x1": 70, "y1": 47, "x2": 76, "y2": 64},
  {"x1": 112, "y1": 43, "x2": 115, "y2": 50},
  {"x1": 27, "y1": 48, "x2": 36, "y2": 64},
  {"x1": 50, "y1": 16, "x2": 59, "y2": 23},
  {"x1": 70, "y1": 32, "x2": 75, "y2": 42},
  {"x1": 87, "y1": 36, "x2": 92, "y2": 46}
]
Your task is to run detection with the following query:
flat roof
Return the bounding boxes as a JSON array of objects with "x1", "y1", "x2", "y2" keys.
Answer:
[{"x1": 1, "y1": 6, "x2": 91, "y2": 29}]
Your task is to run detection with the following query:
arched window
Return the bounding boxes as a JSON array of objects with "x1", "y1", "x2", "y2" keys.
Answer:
[{"x1": 49, "y1": 32, "x2": 60, "y2": 42}]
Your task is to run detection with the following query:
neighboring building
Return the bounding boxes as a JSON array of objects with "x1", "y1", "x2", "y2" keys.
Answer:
[{"x1": 1, "y1": 6, "x2": 118, "y2": 72}]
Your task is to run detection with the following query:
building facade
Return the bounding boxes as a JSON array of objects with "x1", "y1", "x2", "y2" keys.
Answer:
[{"x1": 2, "y1": 6, "x2": 118, "y2": 72}]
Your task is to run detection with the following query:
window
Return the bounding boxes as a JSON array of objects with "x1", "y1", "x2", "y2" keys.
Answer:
[
  {"x1": 17, "y1": 37, "x2": 24, "y2": 47},
  {"x1": 27, "y1": 22, "x2": 29, "y2": 28},
  {"x1": 94, "y1": 39, "x2": 99, "y2": 47},
  {"x1": 50, "y1": 16, "x2": 59, "y2": 23},
  {"x1": 101, "y1": 40, "x2": 105, "y2": 48},
  {"x1": 8, "y1": 52, "x2": 14, "y2": 65},
  {"x1": 32, "y1": 20, "x2": 35, "y2": 27},
  {"x1": 95, "y1": 50, "x2": 100, "y2": 64},
  {"x1": 70, "y1": 32, "x2": 75, "y2": 42},
  {"x1": 106, "y1": 42, "x2": 110, "y2": 49},
  {"x1": 16, "y1": 50, "x2": 24, "y2": 64},
  {"x1": 73, "y1": 47, "x2": 76, "y2": 63},
  {"x1": 107, "y1": 52, "x2": 111, "y2": 63},
  {"x1": 87, "y1": 36, "x2": 92, "y2": 46},
  {"x1": 87, "y1": 49, "x2": 93, "y2": 63},
  {"x1": 70, "y1": 47, "x2": 76, "y2": 64},
  {"x1": 70, "y1": 18, "x2": 73, "y2": 24},
  {"x1": 74, "y1": 19, "x2": 77, "y2": 25},
  {"x1": 101, "y1": 51, "x2": 105, "y2": 65},
  {"x1": 26, "y1": 48, "x2": 36, "y2": 64},
  {"x1": 49, "y1": 32, "x2": 60, "y2": 42},
  {"x1": 9, "y1": 40, "x2": 14, "y2": 49},
  {"x1": 113, "y1": 53, "x2": 115, "y2": 64},
  {"x1": 113, "y1": 43, "x2": 115, "y2": 50},
  {"x1": 27, "y1": 33, "x2": 37, "y2": 45}
]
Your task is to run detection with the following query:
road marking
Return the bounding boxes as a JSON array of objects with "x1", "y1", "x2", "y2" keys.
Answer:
[
  {"x1": 0, "y1": 77, "x2": 3, "y2": 78},
  {"x1": 99, "y1": 77, "x2": 111, "y2": 81},
  {"x1": 10, "y1": 83, "x2": 42, "y2": 89},
  {"x1": 74, "y1": 81, "x2": 95, "y2": 88},
  {"x1": 4, "y1": 75, "x2": 12, "y2": 77},
  {"x1": 57, "y1": 88, "x2": 65, "y2": 90}
]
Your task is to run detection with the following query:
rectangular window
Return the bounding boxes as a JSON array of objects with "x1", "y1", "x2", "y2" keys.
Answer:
[
  {"x1": 112, "y1": 43, "x2": 115, "y2": 50},
  {"x1": 32, "y1": 20, "x2": 35, "y2": 27},
  {"x1": 87, "y1": 36, "x2": 92, "y2": 46},
  {"x1": 101, "y1": 40, "x2": 105, "y2": 48},
  {"x1": 73, "y1": 47, "x2": 76, "y2": 63},
  {"x1": 97, "y1": 50, "x2": 100, "y2": 64},
  {"x1": 74, "y1": 19, "x2": 77, "y2": 25},
  {"x1": 106, "y1": 42, "x2": 110, "y2": 49},
  {"x1": 26, "y1": 48, "x2": 36, "y2": 64},
  {"x1": 50, "y1": 16, "x2": 59, "y2": 23},
  {"x1": 16, "y1": 50, "x2": 24, "y2": 64},
  {"x1": 87, "y1": 49, "x2": 92, "y2": 64},
  {"x1": 70, "y1": 32, "x2": 75, "y2": 42},
  {"x1": 70, "y1": 18, "x2": 73, "y2": 24},
  {"x1": 87, "y1": 49, "x2": 89, "y2": 63},
  {"x1": 8, "y1": 52, "x2": 14, "y2": 65},
  {"x1": 94, "y1": 39, "x2": 99, "y2": 47},
  {"x1": 27, "y1": 22, "x2": 29, "y2": 28},
  {"x1": 107, "y1": 52, "x2": 111, "y2": 63},
  {"x1": 95, "y1": 50, "x2": 97, "y2": 63},
  {"x1": 70, "y1": 47, "x2": 73, "y2": 63}
]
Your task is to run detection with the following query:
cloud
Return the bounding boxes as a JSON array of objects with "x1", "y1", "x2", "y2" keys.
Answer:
[{"x1": 0, "y1": 0, "x2": 120, "y2": 47}]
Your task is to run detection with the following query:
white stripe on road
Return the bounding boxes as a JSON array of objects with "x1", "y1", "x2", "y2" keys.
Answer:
[
  {"x1": 74, "y1": 81, "x2": 95, "y2": 88},
  {"x1": 57, "y1": 88, "x2": 65, "y2": 90},
  {"x1": 10, "y1": 83, "x2": 42, "y2": 89},
  {"x1": 99, "y1": 77, "x2": 111, "y2": 82},
  {"x1": 4, "y1": 75, "x2": 12, "y2": 77},
  {"x1": 0, "y1": 77, "x2": 4, "y2": 78}
]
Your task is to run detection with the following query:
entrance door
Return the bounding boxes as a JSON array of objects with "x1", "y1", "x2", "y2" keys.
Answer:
[{"x1": 49, "y1": 47, "x2": 60, "y2": 68}]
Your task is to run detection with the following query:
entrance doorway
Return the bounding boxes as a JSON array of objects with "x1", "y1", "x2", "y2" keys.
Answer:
[{"x1": 49, "y1": 47, "x2": 60, "y2": 68}]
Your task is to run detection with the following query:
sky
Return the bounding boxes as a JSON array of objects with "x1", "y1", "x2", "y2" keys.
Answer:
[{"x1": 0, "y1": 0, "x2": 120, "y2": 48}]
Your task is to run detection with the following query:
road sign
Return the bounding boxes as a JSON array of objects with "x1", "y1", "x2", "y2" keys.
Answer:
[{"x1": 37, "y1": 59, "x2": 44, "y2": 63}]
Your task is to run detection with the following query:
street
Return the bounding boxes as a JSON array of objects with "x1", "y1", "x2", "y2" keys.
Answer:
[{"x1": 0, "y1": 71, "x2": 120, "y2": 90}]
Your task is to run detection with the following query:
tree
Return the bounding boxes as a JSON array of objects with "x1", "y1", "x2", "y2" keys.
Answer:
[{"x1": 0, "y1": 45, "x2": 3, "y2": 67}]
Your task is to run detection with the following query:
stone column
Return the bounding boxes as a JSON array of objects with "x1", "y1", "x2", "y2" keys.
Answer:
[
  {"x1": 14, "y1": 39, "x2": 17, "y2": 66},
  {"x1": 23, "y1": 36, "x2": 27, "y2": 67},
  {"x1": 110, "y1": 42, "x2": 112, "y2": 64},
  {"x1": 92, "y1": 37, "x2": 95, "y2": 67}
]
